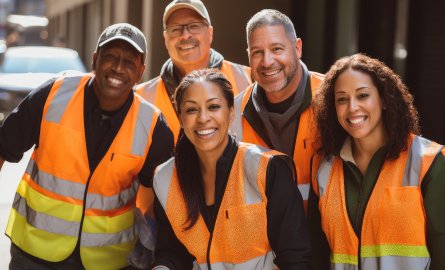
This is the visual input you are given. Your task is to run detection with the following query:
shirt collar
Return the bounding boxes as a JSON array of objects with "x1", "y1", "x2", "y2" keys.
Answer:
[{"x1": 340, "y1": 136, "x2": 356, "y2": 164}]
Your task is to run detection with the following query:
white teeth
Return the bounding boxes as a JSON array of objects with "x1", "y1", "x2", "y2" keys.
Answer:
[
  {"x1": 196, "y1": 128, "x2": 216, "y2": 135},
  {"x1": 349, "y1": 116, "x2": 366, "y2": 124},
  {"x1": 108, "y1": 77, "x2": 123, "y2": 86},
  {"x1": 179, "y1": 44, "x2": 196, "y2": 50},
  {"x1": 263, "y1": 69, "x2": 280, "y2": 76}
]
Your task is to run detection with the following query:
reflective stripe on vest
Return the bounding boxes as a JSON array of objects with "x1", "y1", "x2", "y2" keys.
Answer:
[
  {"x1": 232, "y1": 72, "x2": 324, "y2": 204},
  {"x1": 153, "y1": 143, "x2": 278, "y2": 268},
  {"x1": 220, "y1": 60, "x2": 252, "y2": 95},
  {"x1": 316, "y1": 134, "x2": 443, "y2": 270},
  {"x1": 6, "y1": 74, "x2": 157, "y2": 269},
  {"x1": 194, "y1": 250, "x2": 276, "y2": 270}
]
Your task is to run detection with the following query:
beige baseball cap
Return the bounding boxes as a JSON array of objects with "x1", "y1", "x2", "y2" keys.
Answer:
[{"x1": 163, "y1": 0, "x2": 211, "y2": 29}]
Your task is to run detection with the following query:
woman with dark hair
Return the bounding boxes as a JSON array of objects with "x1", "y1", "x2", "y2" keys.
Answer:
[
  {"x1": 150, "y1": 68, "x2": 311, "y2": 270},
  {"x1": 308, "y1": 53, "x2": 445, "y2": 270}
]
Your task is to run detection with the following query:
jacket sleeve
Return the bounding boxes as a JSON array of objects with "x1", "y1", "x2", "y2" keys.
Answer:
[
  {"x1": 152, "y1": 196, "x2": 195, "y2": 270},
  {"x1": 265, "y1": 155, "x2": 313, "y2": 270},
  {"x1": 0, "y1": 78, "x2": 54, "y2": 162},
  {"x1": 138, "y1": 113, "x2": 174, "y2": 187},
  {"x1": 421, "y1": 151, "x2": 445, "y2": 270}
]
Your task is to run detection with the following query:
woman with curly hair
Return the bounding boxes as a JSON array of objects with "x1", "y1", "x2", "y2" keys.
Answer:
[{"x1": 308, "y1": 53, "x2": 445, "y2": 270}]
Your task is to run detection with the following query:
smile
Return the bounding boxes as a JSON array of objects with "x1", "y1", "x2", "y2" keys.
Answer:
[
  {"x1": 195, "y1": 128, "x2": 216, "y2": 136},
  {"x1": 107, "y1": 77, "x2": 124, "y2": 87},
  {"x1": 347, "y1": 116, "x2": 367, "y2": 125}
]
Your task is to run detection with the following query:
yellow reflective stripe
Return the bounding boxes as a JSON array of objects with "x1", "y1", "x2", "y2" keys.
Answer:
[
  {"x1": 6, "y1": 208, "x2": 77, "y2": 262},
  {"x1": 332, "y1": 253, "x2": 359, "y2": 265},
  {"x1": 81, "y1": 240, "x2": 136, "y2": 270},
  {"x1": 82, "y1": 210, "x2": 135, "y2": 233},
  {"x1": 17, "y1": 180, "x2": 83, "y2": 222},
  {"x1": 361, "y1": 244, "x2": 430, "y2": 257}
]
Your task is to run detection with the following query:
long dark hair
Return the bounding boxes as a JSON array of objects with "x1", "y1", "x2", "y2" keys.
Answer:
[
  {"x1": 312, "y1": 53, "x2": 419, "y2": 160},
  {"x1": 173, "y1": 68, "x2": 234, "y2": 230}
]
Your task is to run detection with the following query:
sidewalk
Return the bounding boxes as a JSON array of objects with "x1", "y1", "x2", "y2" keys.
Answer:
[{"x1": 0, "y1": 149, "x2": 32, "y2": 268}]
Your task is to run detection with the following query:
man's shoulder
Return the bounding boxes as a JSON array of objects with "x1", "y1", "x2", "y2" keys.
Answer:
[{"x1": 135, "y1": 75, "x2": 163, "y2": 91}]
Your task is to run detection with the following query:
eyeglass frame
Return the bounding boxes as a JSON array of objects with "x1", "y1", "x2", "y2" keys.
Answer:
[{"x1": 164, "y1": 21, "x2": 209, "y2": 38}]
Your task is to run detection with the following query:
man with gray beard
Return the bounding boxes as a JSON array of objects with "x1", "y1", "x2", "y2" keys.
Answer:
[{"x1": 232, "y1": 9, "x2": 324, "y2": 210}]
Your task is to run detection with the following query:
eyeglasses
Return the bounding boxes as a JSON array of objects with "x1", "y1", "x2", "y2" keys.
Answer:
[{"x1": 165, "y1": 22, "x2": 208, "y2": 38}]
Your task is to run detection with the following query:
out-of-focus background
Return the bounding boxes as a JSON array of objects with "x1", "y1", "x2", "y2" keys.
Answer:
[{"x1": 0, "y1": 0, "x2": 444, "y2": 267}]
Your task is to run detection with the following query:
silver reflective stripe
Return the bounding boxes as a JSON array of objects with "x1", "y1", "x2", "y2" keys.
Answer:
[
  {"x1": 26, "y1": 159, "x2": 136, "y2": 211},
  {"x1": 361, "y1": 256, "x2": 430, "y2": 270},
  {"x1": 227, "y1": 62, "x2": 251, "y2": 91},
  {"x1": 243, "y1": 145, "x2": 267, "y2": 205},
  {"x1": 317, "y1": 158, "x2": 334, "y2": 197},
  {"x1": 402, "y1": 136, "x2": 437, "y2": 186},
  {"x1": 231, "y1": 90, "x2": 246, "y2": 142},
  {"x1": 81, "y1": 223, "x2": 137, "y2": 247},
  {"x1": 45, "y1": 76, "x2": 84, "y2": 123},
  {"x1": 197, "y1": 250, "x2": 277, "y2": 270},
  {"x1": 298, "y1": 183, "x2": 310, "y2": 201},
  {"x1": 137, "y1": 78, "x2": 159, "y2": 103},
  {"x1": 85, "y1": 180, "x2": 138, "y2": 211},
  {"x1": 153, "y1": 158, "x2": 176, "y2": 210},
  {"x1": 13, "y1": 192, "x2": 80, "y2": 237},
  {"x1": 331, "y1": 263, "x2": 359, "y2": 270},
  {"x1": 25, "y1": 159, "x2": 86, "y2": 200},
  {"x1": 131, "y1": 98, "x2": 156, "y2": 156}
]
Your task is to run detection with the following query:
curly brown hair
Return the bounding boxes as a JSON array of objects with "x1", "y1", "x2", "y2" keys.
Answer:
[{"x1": 312, "y1": 53, "x2": 419, "y2": 160}]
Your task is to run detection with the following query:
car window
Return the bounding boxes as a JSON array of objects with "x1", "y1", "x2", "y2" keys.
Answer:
[{"x1": 2, "y1": 55, "x2": 86, "y2": 73}]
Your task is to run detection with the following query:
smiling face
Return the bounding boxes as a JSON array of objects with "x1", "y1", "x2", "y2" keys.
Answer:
[
  {"x1": 92, "y1": 39, "x2": 145, "y2": 111},
  {"x1": 334, "y1": 68, "x2": 386, "y2": 144},
  {"x1": 248, "y1": 24, "x2": 301, "y2": 103},
  {"x1": 164, "y1": 9, "x2": 213, "y2": 74},
  {"x1": 178, "y1": 80, "x2": 234, "y2": 159}
]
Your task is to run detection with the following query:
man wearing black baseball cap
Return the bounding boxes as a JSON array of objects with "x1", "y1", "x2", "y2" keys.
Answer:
[
  {"x1": 135, "y1": 0, "x2": 253, "y2": 143},
  {"x1": 1, "y1": 23, "x2": 173, "y2": 269}
]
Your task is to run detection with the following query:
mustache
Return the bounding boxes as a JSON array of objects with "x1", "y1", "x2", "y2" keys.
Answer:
[{"x1": 177, "y1": 39, "x2": 199, "y2": 47}]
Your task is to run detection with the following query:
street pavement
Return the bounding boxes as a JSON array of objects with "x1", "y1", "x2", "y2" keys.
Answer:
[{"x1": 0, "y1": 149, "x2": 32, "y2": 268}]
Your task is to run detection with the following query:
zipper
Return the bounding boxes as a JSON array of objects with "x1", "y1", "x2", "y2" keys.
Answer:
[{"x1": 76, "y1": 173, "x2": 93, "y2": 247}]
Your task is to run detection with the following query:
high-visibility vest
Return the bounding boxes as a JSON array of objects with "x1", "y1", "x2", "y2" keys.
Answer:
[
  {"x1": 232, "y1": 72, "x2": 324, "y2": 206},
  {"x1": 6, "y1": 74, "x2": 160, "y2": 270},
  {"x1": 135, "y1": 60, "x2": 252, "y2": 143},
  {"x1": 314, "y1": 135, "x2": 443, "y2": 270},
  {"x1": 153, "y1": 143, "x2": 280, "y2": 270}
]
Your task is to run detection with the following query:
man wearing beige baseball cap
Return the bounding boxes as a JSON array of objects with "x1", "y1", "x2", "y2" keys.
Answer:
[{"x1": 135, "y1": 0, "x2": 252, "y2": 143}]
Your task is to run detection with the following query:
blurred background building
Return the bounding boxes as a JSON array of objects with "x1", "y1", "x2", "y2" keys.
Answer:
[{"x1": 1, "y1": 0, "x2": 444, "y2": 143}]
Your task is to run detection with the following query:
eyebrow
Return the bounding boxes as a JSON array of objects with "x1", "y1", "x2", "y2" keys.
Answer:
[
  {"x1": 183, "y1": 97, "x2": 221, "y2": 104},
  {"x1": 335, "y1": 86, "x2": 371, "y2": 94}
]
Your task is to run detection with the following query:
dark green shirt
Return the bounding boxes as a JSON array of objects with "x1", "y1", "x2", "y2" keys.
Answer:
[{"x1": 308, "y1": 139, "x2": 445, "y2": 270}]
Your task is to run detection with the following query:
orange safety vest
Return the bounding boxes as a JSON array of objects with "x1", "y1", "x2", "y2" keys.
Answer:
[
  {"x1": 314, "y1": 135, "x2": 443, "y2": 270},
  {"x1": 153, "y1": 143, "x2": 280, "y2": 269},
  {"x1": 6, "y1": 74, "x2": 160, "y2": 270},
  {"x1": 232, "y1": 72, "x2": 324, "y2": 206},
  {"x1": 135, "y1": 60, "x2": 252, "y2": 143}
]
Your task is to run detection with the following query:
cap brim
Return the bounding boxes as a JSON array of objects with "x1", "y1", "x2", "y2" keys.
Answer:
[
  {"x1": 98, "y1": 36, "x2": 144, "y2": 54},
  {"x1": 163, "y1": 4, "x2": 208, "y2": 27}
]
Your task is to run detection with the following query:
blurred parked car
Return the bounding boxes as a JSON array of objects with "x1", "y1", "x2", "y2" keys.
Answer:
[{"x1": 0, "y1": 46, "x2": 87, "y2": 123}]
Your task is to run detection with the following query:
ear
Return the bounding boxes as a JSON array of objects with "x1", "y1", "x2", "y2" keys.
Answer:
[
  {"x1": 229, "y1": 106, "x2": 235, "y2": 125},
  {"x1": 138, "y1": 64, "x2": 146, "y2": 82},
  {"x1": 163, "y1": 31, "x2": 169, "y2": 48},
  {"x1": 295, "y1": 38, "x2": 302, "y2": 59},
  {"x1": 208, "y1": 25, "x2": 214, "y2": 44},
  {"x1": 92, "y1": 52, "x2": 98, "y2": 70}
]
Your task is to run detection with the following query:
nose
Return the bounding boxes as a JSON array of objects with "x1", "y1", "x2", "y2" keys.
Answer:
[
  {"x1": 261, "y1": 50, "x2": 274, "y2": 67},
  {"x1": 197, "y1": 109, "x2": 210, "y2": 123},
  {"x1": 112, "y1": 57, "x2": 125, "y2": 73},
  {"x1": 348, "y1": 98, "x2": 359, "y2": 111},
  {"x1": 179, "y1": 26, "x2": 193, "y2": 38}
]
